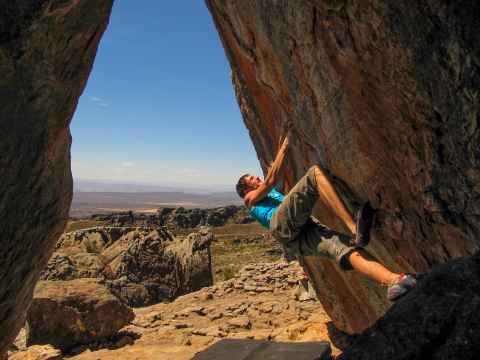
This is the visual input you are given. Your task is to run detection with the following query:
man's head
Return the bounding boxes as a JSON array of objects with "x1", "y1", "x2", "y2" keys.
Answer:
[{"x1": 235, "y1": 174, "x2": 263, "y2": 198}]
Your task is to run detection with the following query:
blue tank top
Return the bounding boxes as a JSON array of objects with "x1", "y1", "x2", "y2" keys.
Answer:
[{"x1": 249, "y1": 188, "x2": 285, "y2": 228}]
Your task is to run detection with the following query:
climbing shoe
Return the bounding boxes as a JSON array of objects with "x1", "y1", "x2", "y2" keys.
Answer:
[
  {"x1": 387, "y1": 274, "x2": 417, "y2": 301},
  {"x1": 354, "y1": 201, "x2": 375, "y2": 247}
]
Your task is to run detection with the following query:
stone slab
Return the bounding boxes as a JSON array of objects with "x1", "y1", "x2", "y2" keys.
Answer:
[{"x1": 192, "y1": 339, "x2": 331, "y2": 360}]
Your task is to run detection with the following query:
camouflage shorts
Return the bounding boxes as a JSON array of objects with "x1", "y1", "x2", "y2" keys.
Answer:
[{"x1": 270, "y1": 166, "x2": 356, "y2": 270}]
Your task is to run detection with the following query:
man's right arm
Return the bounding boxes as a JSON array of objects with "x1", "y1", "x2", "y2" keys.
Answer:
[{"x1": 244, "y1": 132, "x2": 290, "y2": 208}]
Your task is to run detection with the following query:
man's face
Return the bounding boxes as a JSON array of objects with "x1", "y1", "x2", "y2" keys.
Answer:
[{"x1": 244, "y1": 174, "x2": 263, "y2": 193}]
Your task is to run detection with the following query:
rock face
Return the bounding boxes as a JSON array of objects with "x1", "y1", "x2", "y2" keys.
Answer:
[
  {"x1": 338, "y1": 252, "x2": 480, "y2": 360},
  {"x1": 91, "y1": 205, "x2": 254, "y2": 229},
  {"x1": 41, "y1": 226, "x2": 214, "y2": 306},
  {"x1": 0, "y1": 1, "x2": 113, "y2": 356},
  {"x1": 27, "y1": 279, "x2": 134, "y2": 351},
  {"x1": 1, "y1": 0, "x2": 479, "y2": 355},
  {"x1": 206, "y1": 0, "x2": 480, "y2": 333},
  {"x1": 104, "y1": 227, "x2": 214, "y2": 306}
]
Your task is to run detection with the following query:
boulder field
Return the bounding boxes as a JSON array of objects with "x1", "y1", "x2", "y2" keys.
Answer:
[
  {"x1": 11, "y1": 256, "x2": 480, "y2": 359},
  {"x1": 11, "y1": 260, "x2": 333, "y2": 359}
]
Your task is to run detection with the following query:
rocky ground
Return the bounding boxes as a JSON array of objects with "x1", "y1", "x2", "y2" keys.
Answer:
[
  {"x1": 9, "y1": 210, "x2": 480, "y2": 359},
  {"x1": 10, "y1": 260, "x2": 349, "y2": 360},
  {"x1": 65, "y1": 214, "x2": 283, "y2": 284},
  {"x1": 9, "y1": 212, "x2": 346, "y2": 359}
]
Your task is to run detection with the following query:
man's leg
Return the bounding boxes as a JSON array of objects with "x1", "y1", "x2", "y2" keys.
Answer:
[
  {"x1": 345, "y1": 249, "x2": 399, "y2": 284},
  {"x1": 270, "y1": 167, "x2": 322, "y2": 242},
  {"x1": 285, "y1": 223, "x2": 397, "y2": 285},
  {"x1": 286, "y1": 225, "x2": 417, "y2": 300},
  {"x1": 271, "y1": 165, "x2": 357, "y2": 241},
  {"x1": 311, "y1": 165, "x2": 356, "y2": 235},
  {"x1": 347, "y1": 249, "x2": 417, "y2": 300}
]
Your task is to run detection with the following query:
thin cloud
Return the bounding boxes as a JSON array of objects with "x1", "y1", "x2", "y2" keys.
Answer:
[
  {"x1": 121, "y1": 161, "x2": 135, "y2": 168},
  {"x1": 89, "y1": 96, "x2": 111, "y2": 107}
]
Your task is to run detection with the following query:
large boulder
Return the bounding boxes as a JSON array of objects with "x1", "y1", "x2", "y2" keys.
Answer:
[
  {"x1": 104, "y1": 226, "x2": 214, "y2": 306},
  {"x1": 9, "y1": 345, "x2": 62, "y2": 360},
  {"x1": 0, "y1": 1, "x2": 113, "y2": 356},
  {"x1": 40, "y1": 226, "x2": 124, "y2": 281},
  {"x1": 27, "y1": 279, "x2": 134, "y2": 351},
  {"x1": 338, "y1": 251, "x2": 480, "y2": 359},
  {"x1": 41, "y1": 226, "x2": 214, "y2": 307},
  {"x1": 41, "y1": 252, "x2": 104, "y2": 280},
  {"x1": 206, "y1": 0, "x2": 480, "y2": 333}
]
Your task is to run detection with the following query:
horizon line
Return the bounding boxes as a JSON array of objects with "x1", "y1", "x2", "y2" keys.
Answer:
[{"x1": 73, "y1": 177, "x2": 235, "y2": 188}]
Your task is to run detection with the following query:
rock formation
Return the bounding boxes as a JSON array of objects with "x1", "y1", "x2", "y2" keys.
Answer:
[
  {"x1": 0, "y1": 1, "x2": 114, "y2": 356},
  {"x1": 338, "y1": 252, "x2": 480, "y2": 360},
  {"x1": 90, "y1": 205, "x2": 254, "y2": 229},
  {"x1": 27, "y1": 279, "x2": 134, "y2": 351},
  {"x1": 41, "y1": 226, "x2": 214, "y2": 306},
  {"x1": 1, "y1": 0, "x2": 479, "y2": 356},
  {"x1": 104, "y1": 227, "x2": 214, "y2": 306},
  {"x1": 206, "y1": 0, "x2": 480, "y2": 333}
]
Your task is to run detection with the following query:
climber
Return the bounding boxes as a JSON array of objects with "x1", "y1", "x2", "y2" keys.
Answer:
[{"x1": 235, "y1": 129, "x2": 416, "y2": 301}]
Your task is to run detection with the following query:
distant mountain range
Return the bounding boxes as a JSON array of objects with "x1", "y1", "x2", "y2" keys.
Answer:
[
  {"x1": 74, "y1": 179, "x2": 235, "y2": 194},
  {"x1": 71, "y1": 179, "x2": 243, "y2": 217}
]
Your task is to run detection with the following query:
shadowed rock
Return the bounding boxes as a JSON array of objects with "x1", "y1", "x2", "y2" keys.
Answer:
[
  {"x1": 338, "y1": 252, "x2": 480, "y2": 359},
  {"x1": 0, "y1": 1, "x2": 114, "y2": 356}
]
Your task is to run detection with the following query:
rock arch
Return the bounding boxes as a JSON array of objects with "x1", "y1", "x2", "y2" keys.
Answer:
[{"x1": 1, "y1": 0, "x2": 480, "y2": 356}]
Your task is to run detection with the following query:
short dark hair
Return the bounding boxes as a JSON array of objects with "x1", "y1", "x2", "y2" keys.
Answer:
[{"x1": 235, "y1": 174, "x2": 250, "y2": 198}]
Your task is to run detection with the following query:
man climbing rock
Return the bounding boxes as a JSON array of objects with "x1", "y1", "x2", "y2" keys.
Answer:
[{"x1": 236, "y1": 130, "x2": 416, "y2": 301}]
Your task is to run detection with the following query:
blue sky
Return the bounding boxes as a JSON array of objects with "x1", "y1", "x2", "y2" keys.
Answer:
[{"x1": 71, "y1": 1, "x2": 262, "y2": 189}]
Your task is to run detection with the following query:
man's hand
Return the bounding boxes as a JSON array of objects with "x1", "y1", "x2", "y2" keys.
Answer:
[
  {"x1": 245, "y1": 123, "x2": 292, "y2": 210},
  {"x1": 244, "y1": 190, "x2": 257, "y2": 208}
]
